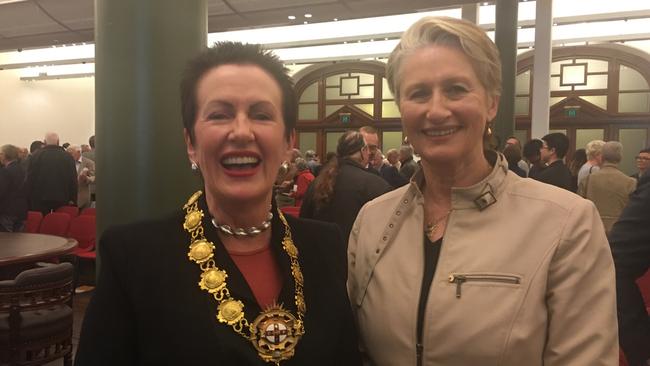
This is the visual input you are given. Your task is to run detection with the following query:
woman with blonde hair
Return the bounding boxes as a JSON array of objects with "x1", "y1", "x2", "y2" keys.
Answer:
[{"x1": 348, "y1": 17, "x2": 617, "y2": 365}]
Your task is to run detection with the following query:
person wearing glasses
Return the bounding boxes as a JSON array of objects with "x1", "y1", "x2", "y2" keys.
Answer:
[
  {"x1": 631, "y1": 147, "x2": 650, "y2": 181},
  {"x1": 348, "y1": 16, "x2": 617, "y2": 365}
]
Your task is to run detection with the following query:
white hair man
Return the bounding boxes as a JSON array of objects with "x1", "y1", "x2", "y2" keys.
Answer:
[
  {"x1": 577, "y1": 139, "x2": 605, "y2": 187},
  {"x1": 578, "y1": 141, "x2": 637, "y2": 233},
  {"x1": 66, "y1": 145, "x2": 96, "y2": 209},
  {"x1": 25, "y1": 132, "x2": 78, "y2": 214}
]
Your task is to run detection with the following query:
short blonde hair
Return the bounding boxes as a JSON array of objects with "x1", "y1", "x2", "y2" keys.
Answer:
[
  {"x1": 585, "y1": 140, "x2": 605, "y2": 160},
  {"x1": 386, "y1": 16, "x2": 502, "y2": 103}
]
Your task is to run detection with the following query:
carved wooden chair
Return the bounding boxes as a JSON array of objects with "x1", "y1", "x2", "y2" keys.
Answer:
[{"x1": 0, "y1": 262, "x2": 74, "y2": 366}]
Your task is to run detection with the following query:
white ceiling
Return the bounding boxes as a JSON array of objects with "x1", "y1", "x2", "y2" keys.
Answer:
[{"x1": 0, "y1": 0, "x2": 473, "y2": 52}]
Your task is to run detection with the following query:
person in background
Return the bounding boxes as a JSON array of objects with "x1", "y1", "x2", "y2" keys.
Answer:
[
  {"x1": 290, "y1": 158, "x2": 315, "y2": 207},
  {"x1": 523, "y1": 138, "x2": 545, "y2": 179},
  {"x1": 503, "y1": 144, "x2": 526, "y2": 177},
  {"x1": 300, "y1": 130, "x2": 390, "y2": 243},
  {"x1": 25, "y1": 132, "x2": 78, "y2": 215},
  {"x1": 568, "y1": 148, "x2": 587, "y2": 192},
  {"x1": 0, "y1": 145, "x2": 28, "y2": 232},
  {"x1": 82, "y1": 135, "x2": 95, "y2": 162},
  {"x1": 66, "y1": 145, "x2": 96, "y2": 209},
  {"x1": 398, "y1": 144, "x2": 418, "y2": 180},
  {"x1": 534, "y1": 132, "x2": 573, "y2": 191},
  {"x1": 22, "y1": 140, "x2": 44, "y2": 172},
  {"x1": 578, "y1": 139, "x2": 605, "y2": 188},
  {"x1": 609, "y1": 172, "x2": 650, "y2": 366},
  {"x1": 348, "y1": 16, "x2": 617, "y2": 366},
  {"x1": 378, "y1": 149, "x2": 409, "y2": 189},
  {"x1": 359, "y1": 126, "x2": 380, "y2": 171},
  {"x1": 631, "y1": 147, "x2": 650, "y2": 181},
  {"x1": 304, "y1": 149, "x2": 321, "y2": 176},
  {"x1": 578, "y1": 141, "x2": 636, "y2": 233},
  {"x1": 504, "y1": 136, "x2": 529, "y2": 176},
  {"x1": 75, "y1": 42, "x2": 361, "y2": 366}
]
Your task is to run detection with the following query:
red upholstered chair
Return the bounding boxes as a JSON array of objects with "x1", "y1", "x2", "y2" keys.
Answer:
[
  {"x1": 67, "y1": 215, "x2": 96, "y2": 256},
  {"x1": 280, "y1": 206, "x2": 300, "y2": 217},
  {"x1": 80, "y1": 207, "x2": 96, "y2": 216},
  {"x1": 55, "y1": 206, "x2": 79, "y2": 218},
  {"x1": 23, "y1": 211, "x2": 43, "y2": 233},
  {"x1": 38, "y1": 213, "x2": 71, "y2": 237}
]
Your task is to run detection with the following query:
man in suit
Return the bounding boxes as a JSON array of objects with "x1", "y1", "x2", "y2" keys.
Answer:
[
  {"x1": 359, "y1": 126, "x2": 380, "y2": 172},
  {"x1": 631, "y1": 147, "x2": 650, "y2": 182},
  {"x1": 398, "y1": 144, "x2": 418, "y2": 180},
  {"x1": 0, "y1": 145, "x2": 28, "y2": 232},
  {"x1": 380, "y1": 148, "x2": 408, "y2": 189},
  {"x1": 534, "y1": 132, "x2": 572, "y2": 191},
  {"x1": 25, "y1": 132, "x2": 78, "y2": 215},
  {"x1": 67, "y1": 145, "x2": 96, "y2": 209},
  {"x1": 82, "y1": 135, "x2": 97, "y2": 204},
  {"x1": 609, "y1": 173, "x2": 650, "y2": 366},
  {"x1": 578, "y1": 141, "x2": 636, "y2": 233}
]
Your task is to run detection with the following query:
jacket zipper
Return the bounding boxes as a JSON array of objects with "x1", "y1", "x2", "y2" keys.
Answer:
[{"x1": 448, "y1": 274, "x2": 521, "y2": 298}]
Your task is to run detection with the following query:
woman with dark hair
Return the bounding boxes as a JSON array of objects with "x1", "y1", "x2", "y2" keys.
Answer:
[
  {"x1": 75, "y1": 42, "x2": 360, "y2": 366},
  {"x1": 569, "y1": 148, "x2": 587, "y2": 192},
  {"x1": 300, "y1": 130, "x2": 390, "y2": 244}
]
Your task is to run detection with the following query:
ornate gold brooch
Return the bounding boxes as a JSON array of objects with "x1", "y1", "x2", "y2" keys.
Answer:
[{"x1": 182, "y1": 191, "x2": 305, "y2": 365}]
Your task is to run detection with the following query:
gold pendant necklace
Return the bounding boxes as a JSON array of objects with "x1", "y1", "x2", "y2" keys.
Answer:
[
  {"x1": 182, "y1": 191, "x2": 305, "y2": 365},
  {"x1": 424, "y1": 210, "x2": 451, "y2": 242}
]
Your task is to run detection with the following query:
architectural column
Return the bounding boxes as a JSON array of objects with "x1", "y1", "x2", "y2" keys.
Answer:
[
  {"x1": 462, "y1": 3, "x2": 479, "y2": 24},
  {"x1": 531, "y1": 0, "x2": 553, "y2": 138},
  {"x1": 494, "y1": 0, "x2": 519, "y2": 147},
  {"x1": 95, "y1": 0, "x2": 206, "y2": 240}
]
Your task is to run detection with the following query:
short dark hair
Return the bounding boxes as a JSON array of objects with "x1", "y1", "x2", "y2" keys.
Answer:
[
  {"x1": 639, "y1": 147, "x2": 650, "y2": 154},
  {"x1": 503, "y1": 144, "x2": 522, "y2": 165},
  {"x1": 89, "y1": 135, "x2": 95, "y2": 148},
  {"x1": 29, "y1": 140, "x2": 44, "y2": 153},
  {"x1": 523, "y1": 139, "x2": 543, "y2": 160},
  {"x1": 542, "y1": 132, "x2": 569, "y2": 159},
  {"x1": 180, "y1": 42, "x2": 296, "y2": 144}
]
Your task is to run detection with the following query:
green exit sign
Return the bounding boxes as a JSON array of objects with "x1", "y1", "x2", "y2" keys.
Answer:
[
  {"x1": 339, "y1": 113, "x2": 351, "y2": 124},
  {"x1": 564, "y1": 106, "x2": 579, "y2": 118}
]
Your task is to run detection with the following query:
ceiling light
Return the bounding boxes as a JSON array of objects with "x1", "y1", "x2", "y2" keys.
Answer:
[
  {"x1": 304, "y1": 13, "x2": 312, "y2": 18},
  {"x1": 303, "y1": 21, "x2": 308, "y2": 24},
  {"x1": 482, "y1": 2, "x2": 489, "y2": 5},
  {"x1": 0, "y1": 0, "x2": 29, "y2": 4},
  {"x1": 333, "y1": 18, "x2": 338, "y2": 21},
  {"x1": 288, "y1": 15, "x2": 296, "y2": 20}
]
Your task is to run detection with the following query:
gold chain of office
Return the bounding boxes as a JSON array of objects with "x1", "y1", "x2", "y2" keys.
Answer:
[{"x1": 182, "y1": 191, "x2": 306, "y2": 365}]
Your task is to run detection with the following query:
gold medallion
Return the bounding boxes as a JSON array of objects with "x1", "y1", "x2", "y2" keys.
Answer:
[
  {"x1": 184, "y1": 190, "x2": 203, "y2": 209},
  {"x1": 184, "y1": 210, "x2": 204, "y2": 231},
  {"x1": 188, "y1": 239, "x2": 214, "y2": 263},
  {"x1": 218, "y1": 299, "x2": 245, "y2": 325},
  {"x1": 250, "y1": 305, "x2": 303, "y2": 364},
  {"x1": 199, "y1": 268, "x2": 227, "y2": 293}
]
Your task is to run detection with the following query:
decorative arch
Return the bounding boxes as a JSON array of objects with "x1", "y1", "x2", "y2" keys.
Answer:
[
  {"x1": 292, "y1": 61, "x2": 404, "y2": 159},
  {"x1": 514, "y1": 44, "x2": 650, "y2": 174}
]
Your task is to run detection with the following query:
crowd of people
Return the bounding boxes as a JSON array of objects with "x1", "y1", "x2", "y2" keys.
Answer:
[
  {"x1": 0, "y1": 133, "x2": 96, "y2": 232},
  {"x1": 2, "y1": 14, "x2": 650, "y2": 366}
]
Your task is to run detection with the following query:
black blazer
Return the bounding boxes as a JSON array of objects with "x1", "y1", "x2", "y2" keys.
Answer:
[
  {"x1": 300, "y1": 159, "x2": 390, "y2": 244},
  {"x1": 379, "y1": 164, "x2": 408, "y2": 189},
  {"x1": 25, "y1": 145, "x2": 77, "y2": 205},
  {"x1": 75, "y1": 197, "x2": 361, "y2": 366},
  {"x1": 0, "y1": 161, "x2": 28, "y2": 220},
  {"x1": 609, "y1": 175, "x2": 650, "y2": 366},
  {"x1": 533, "y1": 160, "x2": 572, "y2": 191}
]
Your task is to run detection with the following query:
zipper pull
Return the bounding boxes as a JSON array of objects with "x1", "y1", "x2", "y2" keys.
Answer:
[{"x1": 448, "y1": 274, "x2": 466, "y2": 298}]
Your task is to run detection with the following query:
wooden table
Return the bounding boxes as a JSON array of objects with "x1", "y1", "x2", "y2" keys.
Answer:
[{"x1": 0, "y1": 232, "x2": 77, "y2": 267}]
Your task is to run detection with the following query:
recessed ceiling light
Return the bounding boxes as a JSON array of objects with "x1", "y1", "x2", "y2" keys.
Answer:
[
  {"x1": 303, "y1": 21, "x2": 308, "y2": 24},
  {"x1": 482, "y1": 2, "x2": 488, "y2": 5},
  {"x1": 304, "y1": 13, "x2": 312, "y2": 18},
  {"x1": 333, "y1": 18, "x2": 338, "y2": 21},
  {"x1": 288, "y1": 15, "x2": 296, "y2": 20},
  {"x1": 343, "y1": 41, "x2": 347, "y2": 44}
]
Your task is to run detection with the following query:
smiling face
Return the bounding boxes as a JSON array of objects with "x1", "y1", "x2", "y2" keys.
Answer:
[
  {"x1": 397, "y1": 45, "x2": 498, "y2": 168},
  {"x1": 185, "y1": 64, "x2": 293, "y2": 206}
]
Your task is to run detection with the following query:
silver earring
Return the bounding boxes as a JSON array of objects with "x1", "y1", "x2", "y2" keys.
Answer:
[{"x1": 191, "y1": 162, "x2": 198, "y2": 171}]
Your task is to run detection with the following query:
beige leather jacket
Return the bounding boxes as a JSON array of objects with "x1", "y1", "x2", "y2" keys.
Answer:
[{"x1": 348, "y1": 154, "x2": 618, "y2": 366}]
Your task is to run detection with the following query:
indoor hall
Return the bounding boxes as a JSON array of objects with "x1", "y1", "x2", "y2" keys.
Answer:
[{"x1": 0, "y1": 0, "x2": 649, "y2": 365}]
